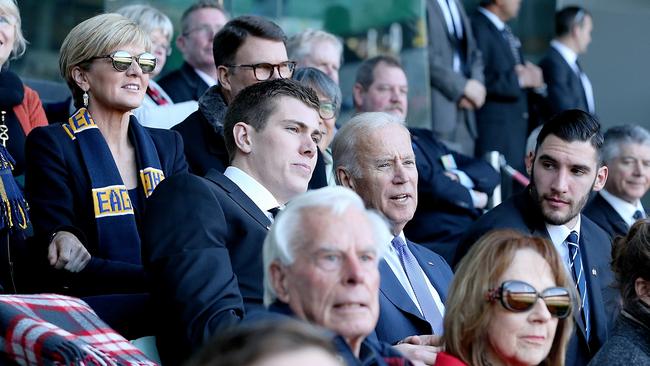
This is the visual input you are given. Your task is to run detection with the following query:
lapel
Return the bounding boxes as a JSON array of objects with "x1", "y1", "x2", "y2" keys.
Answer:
[
  {"x1": 598, "y1": 195, "x2": 629, "y2": 236},
  {"x1": 378, "y1": 260, "x2": 427, "y2": 323},
  {"x1": 410, "y1": 241, "x2": 450, "y2": 302},
  {"x1": 204, "y1": 169, "x2": 272, "y2": 230},
  {"x1": 429, "y1": 0, "x2": 458, "y2": 47}
]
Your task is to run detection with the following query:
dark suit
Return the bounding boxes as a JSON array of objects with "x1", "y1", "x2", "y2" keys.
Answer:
[
  {"x1": 172, "y1": 109, "x2": 229, "y2": 176},
  {"x1": 157, "y1": 62, "x2": 210, "y2": 103},
  {"x1": 142, "y1": 170, "x2": 275, "y2": 364},
  {"x1": 405, "y1": 128, "x2": 499, "y2": 263},
  {"x1": 375, "y1": 240, "x2": 453, "y2": 344},
  {"x1": 539, "y1": 46, "x2": 590, "y2": 116},
  {"x1": 454, "y1": 189, "x2": 617, "y2": 366},
  {"x1": 471, "y1": 10, "x2": 528, "y2": 174},
  {"x1": 583, "y1": 192, "x2": 629, "y2": 241}
]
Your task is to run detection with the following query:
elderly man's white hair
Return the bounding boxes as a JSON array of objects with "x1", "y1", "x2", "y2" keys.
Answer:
[
  {"x1": 287, "y1": 29, "x2": 343, "y2": 63},
  {"x1": 263, "y1": 186, "x2": 391, "y2": 306}
]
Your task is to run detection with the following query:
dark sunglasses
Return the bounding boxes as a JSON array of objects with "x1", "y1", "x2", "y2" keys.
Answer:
[
  {"x1": 89, "y1": 51, "x2": 157, "y2": 74},
  {"x1": 486, "y1": 280, "x2": 572, "y2": 319}
]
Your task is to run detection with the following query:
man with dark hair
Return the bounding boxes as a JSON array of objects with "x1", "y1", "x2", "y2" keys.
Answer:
[
  {"x1": 584, "y1": 125, "x2": 650, "y2": 239},
  {"x1": 172, "y1": 15, "x2": 294, "y2": 176},
  {"x1": 455, "y1": 109, "x2": 617, "y2": 366},
  {"x1": 158, "y1": 0, "x2": 228, "y2": 102},
  {"x1": 539, "y1": 6, "x2": 595, "y2": 115},
  {"x1": 141, "y1": 78, "x2": 322, "y2": 365},
  {"x1": 353, "y1": 55, "x2": 499, "y2": 264},
  {"x1": 426, "y1": 0, "x2": 485, "y2": 155}
]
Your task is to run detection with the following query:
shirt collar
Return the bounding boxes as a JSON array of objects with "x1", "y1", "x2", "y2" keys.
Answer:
[
  {"x1": 224, "y1": 166, "x2": 280, "y2": 213},
  {"x1": 550, "y1": 40, "x2": 579, "y2": 69},
  {"x1": 600, "y1": 189, "x2": 644, "y2": 226},
  {"x1": 478, "y1": 7, "x2": 505, "y2": 31},
  {"x1": 546, "y1": 214, "x2": 582, "y2": 247},
  {"x1": 193, "y1": 67, "x2": 218, "y2": 87}
]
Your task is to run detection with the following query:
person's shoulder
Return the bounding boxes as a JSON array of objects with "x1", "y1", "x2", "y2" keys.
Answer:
[
  {"x1": 156, "y1": 66, "x2": 187, "y2": 85},
  {"x1": 27, "y1": 122, "x2": 69, "y2": 142},
  {"x1": 171, "y1": 110, "x2": 205, "y2": 133},
  {"x1": 581, "y1": 214, "x2": 611, "y2": 243}
]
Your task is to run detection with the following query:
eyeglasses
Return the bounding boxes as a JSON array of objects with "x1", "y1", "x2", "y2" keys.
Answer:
[
  {"x1": 89, "y1": 51, "x2": 157, "y2": 74},
  {"x1": 226, "y1": 61, "x2": 297, "y2": 81},
  {"x1": 319, "y1": 101, "x2": 337, "y2": 120},
  {"x1": 486, "y1": 280, "x2": 572, "y2": 319}
]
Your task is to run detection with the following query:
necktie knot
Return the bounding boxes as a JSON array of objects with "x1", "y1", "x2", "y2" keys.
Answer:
[
  {"x1": 566, "y1": 231, "x2": 579, "y2": 245},
  {"x1": 633, "y1": 210, "x2": 644, "y2": 220},
  {"x1": 268, "y1": 206, "x2": 281, "y2": 219},
  {"x1": 391, "y1": 236, "x2": 407, "y2": 250}
]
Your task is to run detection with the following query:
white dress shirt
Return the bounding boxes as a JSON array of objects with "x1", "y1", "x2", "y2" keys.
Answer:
[
  {"x1": 550, "y1": 40, "x2": 595, "y2": 113},
  {"x1": 132, "y1": 79, "x2": 198, "y2": 129},
  {"x1": 599, "y1": 189, "x2": 645, "y2": 227},
  {"x1": 194, "y1": 68, "x2": 218, "y2": 88},
  {"x1": 546, "y1": 215, "x2": 582, "y2": 273},
  {"x1": 436, "y1": 0, "x2": 465, "y2": 73},
  {"x1": 224, "y1": 166, "x2": 280, "y2": 222},
  {"x1": 383, "y1": 232, "x2": 446, "y2": 317}
]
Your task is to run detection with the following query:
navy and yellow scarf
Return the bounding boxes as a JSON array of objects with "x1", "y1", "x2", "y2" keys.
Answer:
[
  {"x1": 0, "y1": 145, "x2": 28, "y2": 234},
  {"x1": 63, "y1": 108, "x2": 164, "y2": 263}
]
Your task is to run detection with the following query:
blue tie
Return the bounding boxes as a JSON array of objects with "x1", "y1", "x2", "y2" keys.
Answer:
[
  {"x1": 567, "y1": 231, "x2": 590, "y2": 339},
  {"x1": 391, "y1": 236, "x2": 444, "y2": 334},
  {"x1": 633, "y1": 210, "x2": 644, "y2": 221}
]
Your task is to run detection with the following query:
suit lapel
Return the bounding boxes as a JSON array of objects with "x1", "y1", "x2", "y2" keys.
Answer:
[
  {"x1": 204, "y1": 170, "x2": 272, "y2": 229},
  {"x1": 410, "y1": 242, "x2": 450, "y2": 302},
  {"x1": 429, "y1": 0, "x2": 458, "y2": 46},
  {"x1": 378, "y1": 260, "x2": 427, "y2": 323},
  {"x1": 599, "y1": 196, "x2": 629, "y2": 235},
  {"x1": 578, "y1": 221, "x2": 608, "y2": 346}
]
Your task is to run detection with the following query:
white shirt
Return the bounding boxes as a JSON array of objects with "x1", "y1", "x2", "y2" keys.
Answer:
[
  {"x1": 436, "y1": 0, "x2": 464, "y2": 72},
  {"x1": 546, "y1": 215, "x2": 582, "y2": 272},
  {"x1": 194, "y1": 68, "x2": 218, "y2": 88},
  {"x1": 382, "y1": 232, "x2": 446, "y2": 317},
  {"x1": 224, "y1": 166, "x2": 280, "y2": 222},
  {"x1": 599, "y1": 189, "x2": 645, "y2": 227},
  {"x1": 132, "y1": 80, "x2": 198, "y2": 129},
  {"x1": 550, "y1": 40, "x2": 595, "y2": 113}
]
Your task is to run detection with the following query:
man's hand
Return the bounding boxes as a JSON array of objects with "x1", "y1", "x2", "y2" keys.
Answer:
[
  {"x1": 48, "y1": 231, "x2": 91, "y2": 272},
  {"x1": 472, "y1": 190, "x2": 489, "y2": 209},
  {"x1": 462, "y1": 79, "x2": 486, "y2": 108},
  {"x1": 392, "y1": 335, "x2": 443, "y2": 366},
  {"x1": 515, "y1": 62, "x2": 544, "y2": 89}
]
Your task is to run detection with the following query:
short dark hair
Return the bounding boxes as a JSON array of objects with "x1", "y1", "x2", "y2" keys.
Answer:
[
  {"x1": 212, "y1": 15, "x2": 286, "y2": 68},
  {"x1": 355, "y1": 55, "x2": 403, "y2": 90},
  {"x1": 555, "y1": 6, "x2": 591, "y2": 38},
  {"x1": 186, "y1": 320, "x2": 341, "y2": 366},
  {"x1": 223, "y1": 78, "x2": 320, "y2": 162},
  {"x1": 180, "y1": 0, "x2": 227, "y2": 34},
  {"x1": 535, "y1": 109, "x2": 604, "y2": 164},
  {"x1": 611, "y1": 219, "x2": 650, "y2": 308}
]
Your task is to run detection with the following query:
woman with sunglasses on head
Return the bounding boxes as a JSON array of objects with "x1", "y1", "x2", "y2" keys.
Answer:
[
  {"x1": 0, "y1": 0, "x2": 48, "y2": 183},
  {"x1": 24, "y1": 13, "x2": 187, "y2": 337},
  {"x1": 589, "y1": 220, "x2": 650, "y2": 365},
  {"x1": 435, "y1": 229, "x2": 574, "y2": 366}
]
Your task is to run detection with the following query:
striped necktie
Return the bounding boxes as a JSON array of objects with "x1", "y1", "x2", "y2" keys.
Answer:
[
  {"x1": 146, "y1": 85, "x2": 169, "y2": 106},
  {"x1": 501, "y1": 25, "x2": 522, "y2": 65},
  {"x1": 567, "y1": 231, "x2": 590, "y2": 339}
]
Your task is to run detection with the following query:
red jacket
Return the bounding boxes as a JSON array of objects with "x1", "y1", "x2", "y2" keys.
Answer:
[
  {"x1": 435, "y1": 352, "x2": 468, "y2": 366},
  {"x1": 13, "y1": 85, "x2": 48, "y2": 134}
]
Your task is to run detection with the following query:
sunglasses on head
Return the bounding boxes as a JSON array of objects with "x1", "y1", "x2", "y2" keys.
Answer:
[
  {"x1": 486, "y1": 280, "x2": 572, "y2": 319},
  {"x1": 90, "y1": 51, "x2": 157, "y2": 74}
]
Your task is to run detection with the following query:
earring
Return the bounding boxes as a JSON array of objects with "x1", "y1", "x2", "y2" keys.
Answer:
[{"x1": 82, "y1": 90, "x2": 89, "y2": 108}]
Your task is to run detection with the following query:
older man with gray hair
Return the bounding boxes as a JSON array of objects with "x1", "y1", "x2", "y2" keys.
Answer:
[
  {"x1": 332, "y1": 112, "x2": 454, "y2": 365},
  {"x1": 287, "y1": 29, "x2": 343, "y2": 84},
  {"x1": 262, "y1": 186, "x2": 409, "y2": 365},
  {"x1": 584, "y1": 124, "x2": 650, "y2": 239}
]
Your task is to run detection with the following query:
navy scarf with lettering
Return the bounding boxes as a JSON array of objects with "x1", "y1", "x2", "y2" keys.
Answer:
[{"x1": 63, "y1": 108, "x2": 164, "y2": 263}]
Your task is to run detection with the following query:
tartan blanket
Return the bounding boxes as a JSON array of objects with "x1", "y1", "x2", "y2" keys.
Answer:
[{"x1": 0, "y1": 294, "x2": 157, "y2": 365}]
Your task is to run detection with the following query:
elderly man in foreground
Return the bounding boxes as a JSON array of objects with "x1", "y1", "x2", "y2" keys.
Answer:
[{"x1": 262, "y1": 186, "x2": 410, "y2": 365}]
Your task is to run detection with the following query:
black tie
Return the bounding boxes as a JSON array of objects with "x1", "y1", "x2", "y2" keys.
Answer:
[{"x1": 268, "y1": 206, "x2": 281, "y2": 219}]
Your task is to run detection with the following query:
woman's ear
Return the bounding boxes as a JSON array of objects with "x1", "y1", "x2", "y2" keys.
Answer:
[{"x1": 71, "y1": 66, "x2": 89, "y2": 92}]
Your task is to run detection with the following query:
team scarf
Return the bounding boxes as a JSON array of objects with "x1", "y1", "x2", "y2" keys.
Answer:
[
  {"x1": 0, "y1": 145, "x2": 28, "y2": 234},
  {"x1": 62, "y1": 108, "x2": 164, "y2": 263}
]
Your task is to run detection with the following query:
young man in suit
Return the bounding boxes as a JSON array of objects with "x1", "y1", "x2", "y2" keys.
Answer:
[
  {"x1": 332, "y1": 112, "x2": 453, "y2": 365},
  {"x1": 426, "y1": 0, "x2": 486, "y2": 155},
  {"x1": 539, "y1": 6, "x2": 595, "y2": 116},
  {"x1": 584, "y1": 125, "x2": 650, "y2": 239},
  {"x1": 157, "y1": 0, "x2": 228, "y2": 102},
  {"x1": 353, "y1": 56, "x2": 500, "y2": 263},
  {"x1": 455, "y1": 109, "x2": 617, "y2": 366},
  {"x1": 171, "y1": 15, "x2": 293, "y2": 177},
  {"x1": 471, "y1": 0, "x2": 544, "y2": 196},
  {"x1": 141, "y1": 79, "x2": 322, "y2": 365}
]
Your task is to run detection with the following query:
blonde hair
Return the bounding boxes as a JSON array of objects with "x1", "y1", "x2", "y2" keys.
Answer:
[
  {"x1": 444, "y1": 229, "x2": 574, "y2": 366},
  {"x1": 115, "y1": 4, "x2": 174, "y2": 43},
  {"x1": 0, "y1": 0, "x2": 27, "y2": 65},
  {"x1": 59, "y1": 13, "x2": 152, "y2": 108}
]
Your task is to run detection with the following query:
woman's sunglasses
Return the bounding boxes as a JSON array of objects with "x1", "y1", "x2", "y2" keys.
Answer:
[
  {"x1": 89, "y1": 51, "x2": 157, "y2": 74},
  {"x1": 486, "y1": 280, "x2": 572, "y2": 319}
]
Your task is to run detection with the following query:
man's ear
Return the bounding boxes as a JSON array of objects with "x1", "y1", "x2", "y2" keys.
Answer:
[
  {"x1": 175, "y1": 35, "x2": 186, "y2": 54},
  {"x1": 336, "y1": 167, "x2": 356, "y2": 190},
  {"x1": 270, "y1": 261, "x2": 290, "y2": 303},
  {"x1": 217, "y1": 65, "x2": 232, "y2": 93},
  {"x1": 352, "y1": 83, "x2": 365, "y2": 111},
  {"x1": 525, "y1": 152, "x2": 534, "y2": 176},
  {"x1": 592, "y1": 165, "x2": 608, "y2": 192},
  {"x1": 232, "y1": 122, "x2": 253, "y2": 154}
]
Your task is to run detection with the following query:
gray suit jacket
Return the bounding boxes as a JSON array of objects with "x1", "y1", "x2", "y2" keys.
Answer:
[{"x1": 426, "y1": 0, "x2": 483, "y2": 141}]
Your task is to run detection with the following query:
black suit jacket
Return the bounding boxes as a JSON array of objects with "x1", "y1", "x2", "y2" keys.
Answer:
[
  {"x1": 583, "y1": 192, "x2": 629, "y2": 241},
  {"x1": 471, "y1": 10, "x2": 528, "y2": 172},
  {"x1": 405, "y1": 128, "x2": 499, "y2": 263},
  {"x1": 539, "y1": 47, "x2": 589, "y2": 116},
  {"x1": 455, "y1": 189, "x2": 617, "y2": 366},
  {"x1": 142, "y1": 169, "x2": 273, "y2": 365},
  {"x1": 157, "y1": 62, "x2": 210, "y2": 103},
  {"x1": 172, "y1": 109, "x2": 229, "y2": 176}
]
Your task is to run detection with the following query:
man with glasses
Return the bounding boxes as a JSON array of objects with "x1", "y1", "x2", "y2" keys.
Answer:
[
  {"x1": 455, "y1": 109, "x2": 618, "y2": 366},
  {"x1": 158, "y1": 0, "x2": 228, "y2": 103},
  {"x1": 172, "y1": 15, "x2": 294, "y2": 176}
]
